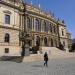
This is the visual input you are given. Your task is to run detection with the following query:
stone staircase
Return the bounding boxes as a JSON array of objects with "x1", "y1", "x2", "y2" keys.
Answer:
[
  {"x1": 1, "y1": 47, "x2": 75, "y2": 62},
  {"x1": 41, "y1": 47, "x2": 75, "y2": 59},
  {"x1": 23, "y1": 54, "x2": 43, "y2": 62},
  {"x1": 23, "y1": 47, "x2": 75, "y2": 62},
  {"x1": 41, "y1": 47, "x2": 66, "y2": 55}
]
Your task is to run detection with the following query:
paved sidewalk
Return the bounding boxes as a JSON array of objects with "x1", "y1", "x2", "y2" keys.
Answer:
[{"x1": 0, "y1": 57, "x2": 75, "y2": 75}]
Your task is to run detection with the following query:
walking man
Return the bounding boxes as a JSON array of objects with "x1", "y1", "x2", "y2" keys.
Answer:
[{"x1": 44, "y1": 52, "x2": 48, "y2": 67}]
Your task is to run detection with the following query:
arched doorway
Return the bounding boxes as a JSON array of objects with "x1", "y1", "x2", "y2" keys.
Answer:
[
  {"x1": 28, "y1": 40, "x2": 32, "y2": 46},
  {"x1": 31, "y1": 36, "x2": 40, "y2": 54},
  {"x1": 36, "y1": 36, "x2": 40, "y2": 46},
  {"x1": 51, "y1": 38, "x2": 53, "y2": 47},
  {"x1": 44, "y1": 37, "x2": 48, "y2": 46}
]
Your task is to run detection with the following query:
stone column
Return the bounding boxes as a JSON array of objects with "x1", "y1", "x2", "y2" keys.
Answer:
[
  {"x1": 19, "y1": 13, "x2": 22, "y2": 46},
  {"x1": 25, "y1": 16, "x2": 27, "y2": 31},
  {"x1": 21, "y1": 14, "x2": 24, "y2": 29},
  {"x1": 40, "y1": 36, "x2": 43, "y2": 46},
  {"x1": 34, "y1": 18, "x2": 36, "y2": 31},
  {"x1": 32, "y1": 17, "x2": 34, "y2": 31},
  {"x1": 34, "y1": 35, "x2": 36, "y2": 46},
  {"x1": 32, "y1": 34, "x2": 34, "y2": 47},
  {"x1": 53, "y1": 38, "x2": 56, "y2": 47},
  {"x1": 57, "y1": 39, "x2": 59, "y2": 47},
  {"x1": 53, "y1": 38, "x2": 55, "y2": 47},
  {"x1": 41, "y1": 20, "x2": 44, "y2": 32},
  {"x1": 40, "y1": 38, "x2": 42, "y2": 46},
  {"x1": 41, "y1": 35, "x2": 44, "y2": 46},
  {"x1": 65, "y1": 40, "x2": 69, "y2": 53},
  {"x1": 48, "y1": 37, "x2": 51, "y2": 47}
]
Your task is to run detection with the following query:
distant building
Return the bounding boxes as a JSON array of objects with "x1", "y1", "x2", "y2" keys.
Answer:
[
  {"x1": 0, "y1": 0, "x2": 71, "y2": 56},
  {"x1": 72, "y1": 39, "x2": 75, "y2": 44},
  {"x1": 58, "y1": 21, "x2": 69, "y2": 51},
  {"x1": 66, "y1": 32, "x2": 72, "y2": 50}
]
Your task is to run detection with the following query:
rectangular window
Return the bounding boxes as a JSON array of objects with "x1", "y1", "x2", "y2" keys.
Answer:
[
  {"x1": 50, "y1": 24, "x2": 52, "y2": 33},
  {"x1": 5, "y1": 48, "x2": 9, "y2": 53},
  {"x1": 5, "y1": 14, "x2": 10, "y2": 24},
  {"x1": 62, "y1": 29, "x2": 64, "y2": 36}
]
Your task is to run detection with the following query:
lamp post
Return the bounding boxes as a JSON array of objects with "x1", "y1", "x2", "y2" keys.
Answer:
[{"x1": 20, "y1": 0, "x2": 30, "y2": 57}]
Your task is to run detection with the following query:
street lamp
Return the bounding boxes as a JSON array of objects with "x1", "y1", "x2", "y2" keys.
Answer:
[{"x1": 20, "y1": 0, "x2": 30, "y2": 57}]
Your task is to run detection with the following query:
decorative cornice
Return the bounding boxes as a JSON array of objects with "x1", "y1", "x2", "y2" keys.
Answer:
[
  {"x1": 3, "y1": 10, "x2": 12, "y2": 14},
  {"x1": 0, "y1": 25, "x2": 20, "y2": 31},
  {"x1": 60, "y1": 37, "x2": 68, "y2": 39},
  {"x1": 26, "y1": 10, "x2": 57, "y2": 24},
  {"x1": 29, "y1": 31, "x2": 58, "y2": 37},
  {"x1": 0, "y1": 0, "x2": 23, "y2": 12},
  {"x1": 57, "y1": 21, "x2": 66, "y2": 27}
]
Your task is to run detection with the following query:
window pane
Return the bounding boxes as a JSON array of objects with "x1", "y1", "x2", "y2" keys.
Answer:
[
  {"x1": 62, "y1": 29, "x2": 64, "y2": 36},
  {"x1": 5, "y1": 14, "x2": 10, "y2": 24},
  {"x1": 5, "y1": 48, "x2": 9, "y2": 53},
  {"x1": 5, "y1": 33, "x2": 10, "y2": 43},
  {"x1": 35, "y1": 19, "x2": 39, "y2": 31}
]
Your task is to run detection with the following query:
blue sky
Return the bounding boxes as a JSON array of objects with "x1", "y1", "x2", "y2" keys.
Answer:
[{"x1": 24, "y1": 0, "x2": 75, "y2": 38}]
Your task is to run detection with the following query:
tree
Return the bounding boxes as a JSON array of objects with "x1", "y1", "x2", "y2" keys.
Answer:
[
  {"x1": 69, "y1": 43, "x2": 75, "y2": 52},
  {"x1": 59, "y1": 42, "x2": 64, "y2": 50}
]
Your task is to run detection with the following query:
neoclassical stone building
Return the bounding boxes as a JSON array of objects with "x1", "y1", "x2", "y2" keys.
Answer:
[
  {"x1": 0, "y1": 0, "x2": 22, "y2": 56},
  {"x1": 24, "y1": 4, "x2": 59, "y2": 47},
  {"x1": 66, "y1": 32, "x2": 72, "y2": 50},
  {"x1": 0, "y1": 0, "x2": 71, "y2": 56}
]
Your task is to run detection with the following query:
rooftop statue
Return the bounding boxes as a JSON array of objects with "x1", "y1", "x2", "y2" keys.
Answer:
[
  {"x1": 10, "y1": 0, "x2": 22, "y2": 3},
  {"x1": 1, "y1": 0, "x2": 22, "y2": 3}
]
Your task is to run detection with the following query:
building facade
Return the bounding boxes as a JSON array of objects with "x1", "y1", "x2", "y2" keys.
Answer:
[
  {"x1": 0, "y1": 0, "x2": 22, "y2": 56},
  {"x1": 0, "y1": 0, "x2": 71, "y2": 56},
  {"x1": 66, "y1": 32, "x2": 72, "y2": 50},
  {"x1": 24, "y1": 4, "x2": 59, "y2": 48}
]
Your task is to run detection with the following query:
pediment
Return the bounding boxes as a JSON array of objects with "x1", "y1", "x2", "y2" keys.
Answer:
[{"x1": 3, "y1": 10, "x2": 11, "y2": 14}]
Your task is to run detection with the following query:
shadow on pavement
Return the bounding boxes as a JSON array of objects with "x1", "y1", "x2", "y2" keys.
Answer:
[
  {"x1": 31, "y1": 64, "x2": 43, "y2": 68},
  {"x1": 0, "y1": 56, "x2": 24, "y2": 63}
]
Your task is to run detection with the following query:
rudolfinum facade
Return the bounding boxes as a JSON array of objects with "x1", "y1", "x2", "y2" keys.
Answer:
[{"x1": 0, "y1": 0, "x2": 71, "y2": 56}]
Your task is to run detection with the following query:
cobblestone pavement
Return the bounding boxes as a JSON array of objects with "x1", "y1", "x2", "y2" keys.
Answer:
[{"x1": 0, "y1": 57, "x2": 75, "y2": 75}]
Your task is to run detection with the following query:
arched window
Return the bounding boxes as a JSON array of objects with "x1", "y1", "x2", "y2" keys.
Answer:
[
  {"x1": 49, "y1": 23, "x2": 51, "y2": 32},
  {"x1": 50, "y1": 24, "x2": 52, "y2": 33},
  {"x1": 44, "y1": 21, "x2": 46, "y2": 32},
  {"x1": 35, "y1": 19, "x2": 40, "y2": 31},
  {"x1": 5, "y1": 33, "x2": 10, "y2": 43},
  {"x1": 43, "y1": 21, "x2": 48, "y2": 32},
  {"x1": 44, "y1": 37, "x2": 48, "y2": 46},
  {"x1": 27, "y1": 17, "x2": 32, "y2": 30},
  {"x1": 38, "y1": 20, "x2": 41, "y2": 31}
]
